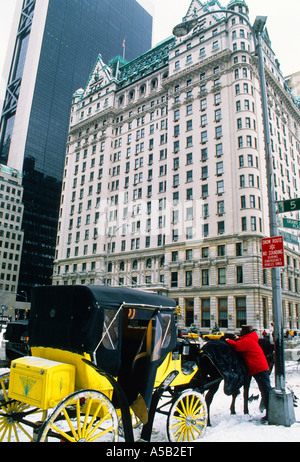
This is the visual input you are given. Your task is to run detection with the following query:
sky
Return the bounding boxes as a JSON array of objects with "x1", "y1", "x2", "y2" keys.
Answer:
[{"x1": 0, "y1": 0, "x2": 299, "y2": 102}]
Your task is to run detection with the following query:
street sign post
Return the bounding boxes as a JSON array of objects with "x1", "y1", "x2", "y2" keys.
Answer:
[
  {"x1": 262, "y1": 236, "x2": 285, "y2": 269},
  {"x1": 277, "y1": 198, "x2": 300, "y2": 213}
]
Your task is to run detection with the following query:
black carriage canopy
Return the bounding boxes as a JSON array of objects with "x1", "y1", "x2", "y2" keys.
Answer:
[{"x1": 29, "y1": 285, "x2": 177, "y2": 377}]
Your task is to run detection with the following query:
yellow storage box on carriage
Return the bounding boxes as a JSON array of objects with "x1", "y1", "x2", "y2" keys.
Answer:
[{"x1": 8, "y1": 356, "x2": 75, "y2": 410}]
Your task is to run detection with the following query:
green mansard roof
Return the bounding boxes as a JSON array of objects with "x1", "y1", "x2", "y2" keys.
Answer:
[{"x1": 116, "y1": 37, "x2": 175, "y2": 89}]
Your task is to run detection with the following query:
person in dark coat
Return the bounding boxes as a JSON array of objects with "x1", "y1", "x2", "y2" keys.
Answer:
[{"x1": 226, "y1": 325, "x2": 271, "y2": 420}]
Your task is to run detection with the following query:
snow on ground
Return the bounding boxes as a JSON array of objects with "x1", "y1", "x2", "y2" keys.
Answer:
[
  {"x1": 150, "y1": 360, "x2": 300, "y2": 442},
  {"x1": 1, "y1": 328, "x2": 300, "y2": 443}
]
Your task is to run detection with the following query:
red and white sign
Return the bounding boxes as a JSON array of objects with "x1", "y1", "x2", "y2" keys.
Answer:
[{"x1": 262, "y1": 236, "x2": 285, "y2": 268}]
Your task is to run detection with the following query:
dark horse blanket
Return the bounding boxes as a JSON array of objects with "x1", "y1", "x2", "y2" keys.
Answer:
[{"x1": 200, "y1": 340, "x2": 248, "y2": 396}]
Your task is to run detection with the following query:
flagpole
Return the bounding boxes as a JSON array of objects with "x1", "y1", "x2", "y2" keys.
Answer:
[{"x1": 122, "y1": 39, "x2": 125, "y2": 59}]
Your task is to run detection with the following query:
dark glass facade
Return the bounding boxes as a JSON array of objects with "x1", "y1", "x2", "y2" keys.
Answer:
[{"x1": 0, "y1": 0, "x2": 152, "y2": 300}]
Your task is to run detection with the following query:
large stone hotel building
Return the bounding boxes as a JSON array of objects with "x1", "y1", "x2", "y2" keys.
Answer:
[{"x1": 53, "y1": 0, "x2": 300, "y2": 334}]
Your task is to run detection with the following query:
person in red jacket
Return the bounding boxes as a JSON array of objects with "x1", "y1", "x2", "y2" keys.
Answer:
[{"x1": 226, "y1": 325, "x2": 271, "y2": 420}]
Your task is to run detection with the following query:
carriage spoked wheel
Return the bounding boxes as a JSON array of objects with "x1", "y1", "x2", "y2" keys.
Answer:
[
  {"x1": 0, "y1": 373, "x2": 47, "y2": 442},
  {"x1": 37, "y1": 389, "x2": 119, "y2": 442},
  {"x1": 167, "y1": 389, "x2": 208, "y2": 442}
]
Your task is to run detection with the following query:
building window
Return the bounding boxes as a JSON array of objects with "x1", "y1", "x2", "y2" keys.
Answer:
[
  {"x1": 217, "y1": 221, "x2": 225, "y2": 234},
  {"x1": 201, "y1": 148, "x2": 208, "y2": 161},
  {"x1": 187, "y1": 104, "x2": 193, "y2": 115},
  {"x1": 200, "y1": 99, "x2": 207, "y2": 111},
  {"x1": 215, "y1": 126, "x2": 222, "y2": 139},
  {"x1": 236, "y1": 265, "x2": 243, "y2": 283},
  {"x1": 202, "y1": 247, "x2": 209, "y2": 258},
  {"x1": 186, "y1": 120, "x2": 193, "y2": 131},
  {"x1": 172, "y1": 251, "x2": 178, "y2": 262},
  {"x1": 203, "y1": 203, "x2": 209, "y2": 218},
  {"x1": 201, "y1": 166, "x2": 208, "y2": 180},
  {"x1": 201, "y1": 299, "x2": 210, "y2": 328},
  {"x1": 214, "y1": 93, "x2": 221, "y2": 105},
  {"x1": 216, "y1": 161, "x2": 223, "y2": 176},
  {"x1": 217, "y1": 200, "x2": 224, "y2": 215},
  {"x1": 172, "y1": 229, "x2": 178, "y2": 242},
  {"x1": 185, "y1": 299, "x2": 194, "y2": 327},
  {"x1": 202, "y1": 268, "x2": 209, "y2": 286},
  {"x1": 186, "y1": 136, "x2": 193, "y2": 147},
  {"x1": 236, "y1": 297, "x2": 247, "y2": 327},
  {"x1": 218, "y1": 244, "x2": 225, "y2": 256},
  {"x1": 218, "y1": 267, "x2": 226, "y2": 284},
  {"x1": 236, "y1": 242, "x2": 243, "y2": 256},
  {"x1": 218, "y1": 298, "x2": 228, "y2": 328},
  {"x1": 216, "y1": 143, "x2": 223, "y2": 157},
  {"x1": 171, "y1": 272, "x2": 178, "y2": 287},
  {"x1": 217, "y1": 180, "x2": 224, "y2": 194},
  {"x1": 201, "y1": 131, "x2": 208, "y2": 144},
  {"x1": 241, "y1": 217, "x2": 247, "y2": 231},
  {"x1": 186, "y1": 170, "x2": 193, "y2": 183},
  {"x1": 201, "y1": 114, "x2": 207, "y2": 127},
  {"x1": 185, "y1": 270, "x2": 193, "y2": 287},
  {"x1": 202, "y1": 184, "x2": 208, "y2": 199},
  {"x1": 215, "y1": 109, "x2": 222, "y2": 122},
  {"x1": 186, "y1": 249, "x2": 193, "y2": 260},
  {"x1": 186, "y1": 188, "x2": 193, "y2": 200},
  {"x1": 203, "y1": 223, "x2": 209, "y2": 237},
  {"x1": 146, "y1": 258, "x2": 152, "y2": 268},
  {"x1": 186, "y1": 227, "x2": 193, "y2": 240}
]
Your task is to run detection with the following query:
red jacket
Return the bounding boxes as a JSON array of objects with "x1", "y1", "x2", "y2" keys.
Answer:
[{"x1": 226, "y1": 331, "x2": 269, "y2": 376}]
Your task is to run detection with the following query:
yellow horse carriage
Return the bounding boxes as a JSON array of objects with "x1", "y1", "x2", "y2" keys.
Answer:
[{"x1": 0, "y1": 286, "x2": 208, "y2": 442}]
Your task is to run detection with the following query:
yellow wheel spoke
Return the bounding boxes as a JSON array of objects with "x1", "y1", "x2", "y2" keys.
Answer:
[
  {"x1": 12, "y1": 424, "x2": 20, "y2": 442},
  {"x1": 7, "y1": 425, "x2": 12, "y2": 442},
  {"x1": 16, "y1": 422, "x2": 33, "y2": 441},
  {"x1": 76, "y1": 399, "x2": 82, "y2": 439},
  {"x1": 82, "y1": 397, "x2": 93, "y2": 435},
  {"x1": 87, "y1": 424, "x2": 114, "y2": 442},
  {"x1": 85, "y1": 402, "x2": 103, "y2": 435},
  {"x1": 180, "y1": 397, "x2": 188, "y2": 416},
  {"x1": 50, "y1": 423, "x2": 76, "y2": 442},
  {"x1": 174, "y1": 424, "x2": 185, "y2": 441},
  {"x1": 86, "y1": 410, "x2": 111, "y2": 439},
  {"x1": 63, "y1": 407, "x2": 78, "y2": 440},
  {"x1": 191, "y1": 398, "x2": 201, "y2": 415},
  {"x1": 0, "y1": 424, "x2": 8, "y2": 442},
  {"x1": 175, "y1": 405, "x2": 187, "y2": 419},
  {"x1": 189, "y1": 395, "x2": 196, "y2": 414}
]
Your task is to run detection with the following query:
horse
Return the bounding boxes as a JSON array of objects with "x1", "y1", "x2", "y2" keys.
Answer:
[{"x1": 197, "y1": 337, "x2": 274, "y2": 426}]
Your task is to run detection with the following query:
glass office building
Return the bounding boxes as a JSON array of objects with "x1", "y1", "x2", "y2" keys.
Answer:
[{"x1": 0, "y1": 0, "x2": 152, "y2": 301}]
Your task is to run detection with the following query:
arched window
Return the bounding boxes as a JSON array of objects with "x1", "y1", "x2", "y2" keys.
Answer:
[{"x1": 139, "y1": 84, "x2": 146, "y2": 96}]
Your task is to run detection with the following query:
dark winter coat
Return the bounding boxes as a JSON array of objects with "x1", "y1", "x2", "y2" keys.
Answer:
[{"x1": 226, "y1": 331, "x2": 269, "y2": 376}]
